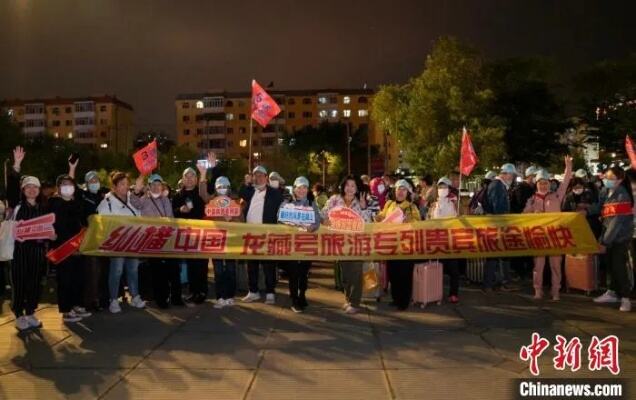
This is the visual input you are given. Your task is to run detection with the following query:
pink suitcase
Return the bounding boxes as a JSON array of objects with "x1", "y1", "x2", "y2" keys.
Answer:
[{"x1": 412, "y1": 262, "x2": 443, "y2": 308}]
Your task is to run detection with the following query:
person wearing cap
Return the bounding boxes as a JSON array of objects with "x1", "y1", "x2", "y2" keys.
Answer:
[
  {"x1": 269, "y1": 171, "x2": 292, "y2": 202},
  {"x1": 524, "y1": 157, "x2": 573, "y2": 301},
  {"x1": 482, "y1": 163, "x2": 520, "y2": 293},
  {"x1": 510, "y1": 166, "x2": 537, "y2": 213},
  {"x1": 562, "y1": 177, "x2": 602, "y2": 239},
  {"x1": 172, "y1": 166, "x2": 208, "y2": 304},
  {"x1": 197, "y1": 170, "x2": 244, "y2": 309},
  {"x1": 240, "y1": 165, "x2": 284, "y2": 305},
  {"x1": 277, "y1": 176, "x2": 321, "y2": 313},
  {"x1": 375, "y1": 179, "x2": 421, "y2": 310},
  {"x1": 131, "y1": 174, "x2": 183, "y2": 308},
  {"x1": 322, "y1": 175, "x2": 372, "y2": 314},
  {"x1": 97, "y1": 171, "x2": 146, "y2": 314},
  {"x1": 6, "y1": 147, "x2": 48, "y2": 331},
  {"x1": 48, "y1": 172, "x2": 93, "y2": 323},
  {"x1": 468, "y1": 172, "x2": 496, "y2": 215}
]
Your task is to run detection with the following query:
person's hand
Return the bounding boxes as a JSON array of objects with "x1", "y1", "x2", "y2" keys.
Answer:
[
  {"x1": 207, "y1": 151, "x2": 217, "y2": 168},
  {"x1": 68, "y1": 155, "x2": 79, "y2": 170},
  {"x1": 565, "y1": 155, "x2": 573, "y2": 170},
  {"x1": 598, "y1": 244, "x2": 606, "y2": 254},
  {"x1": 196, "y1": 162, "x2": 207, "y2": 179},
  {"x1": 135, "y1": 175, "x2": 145, "y2": 193},
  {"x1": 13, "y1": 146, "x2": 25, "y2": 170}
]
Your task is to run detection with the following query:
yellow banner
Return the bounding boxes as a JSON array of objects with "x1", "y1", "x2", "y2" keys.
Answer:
[{"x1": 79, "y1": 213, "x2": 599, "y2": 260}]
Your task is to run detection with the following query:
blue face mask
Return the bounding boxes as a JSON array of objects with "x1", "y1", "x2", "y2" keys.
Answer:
[
  {"x1": 603, "y1": 179, "x2": 617, "y2": 190},
  {"x1": 88, "y1": 182, "x2": 100, "y2": 193}
]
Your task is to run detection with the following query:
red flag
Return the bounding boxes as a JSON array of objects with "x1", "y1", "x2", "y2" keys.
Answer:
[
  {"x1": 251, "y1": 80, "x2": 281, "y2": 127},
  {"x1": 625, "y1": 135, "x2": 636, "y2": 168},
  {"x1": 133, "y1": 139, "x2": 158, "y2": 175},
  {"x1": 459, "y1": 128, "x2": 478, "y2": 176}
]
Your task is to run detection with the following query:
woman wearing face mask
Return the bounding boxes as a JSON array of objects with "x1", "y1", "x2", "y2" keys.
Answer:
[
  {"x1": 131, "y1": 174, "x2": 183, "y2": 309},
  {"x1": 593, "y1": 166, "x2": 633, "y2": 312},
  {"x1": 97, "y1": 171, "x2": 146, "y2": 314},
  {"x1": 269, "y1": 171, "x2": 292, "y2": 202},
  {"x1": 322, "y1": 175, "x2": 371, "y2": 314},
  {"x1": 523, "y1": 156, "x2": 573, "y2": 301},
  {"x1": 375, "y1": 179, "x2": 421, "y2": 310},
  {"x1": 562, "y1": 177, "x2": 602, "y2": 239},
  {"x1": 198, "y1": 174, "x2": 244, "y2": 309},
  {"x1": 427, "y1": 177, "x2": 462, "y2": 303},
  {"x1": 48, "y1": 174, "x2": 92, "y2": 323}
]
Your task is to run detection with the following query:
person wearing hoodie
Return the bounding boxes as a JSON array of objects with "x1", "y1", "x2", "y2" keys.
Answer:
[
  {"x1": 172, "y1": 167, "x2": 208, "y2": 304},
  {"x1": 278, "y1": 176, "x2": 321, "y2": 313},
  {"x1": 131, "y1": 174, "x2": 183, "y2": 308},
  {"x1": 97, "y1": 171, "x2": 146, "y2": 314},
  {"x1": 428, "y1": 177, "x2": 462, "y2": 303},
  {"x1": 197, "y1": 172, "x2": 243, "y2": 309},
  {"x1": 593, "y1": 166, "x2": 634, "y2": 312},
  {"x1": 523, "y1": 156, "x2": 573, "y2": 301},
  {"x1": 375, "y1": 179, "x2": 421, "y2": 310}
]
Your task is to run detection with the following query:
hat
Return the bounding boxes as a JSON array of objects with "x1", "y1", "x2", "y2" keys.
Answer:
[
  {"x1": 215, "y1": 176, "x2": 231, "y2": 188},
  {"x1": 182, "y1": 167, "x2": 197, "y2": 177},
  {"x1": 574, "y1": 169, "x2": 588, "y2": 178},
  {"x1": 269, "y1": 171, "x2": 285, "y2": 184},
  {"x1": 485, "y1": 171, "x2": 497, "y2": 180},
  {"x1": 535, "y1": 169, "x2": 550, "y2": 181},
  {"x1": 148, "y1": 174, "x2": 164, "y2": 183},
  {"x1": 395, "y1": 179, "x2": 413, "y2": 193},
  {"x1": 56, "y1": 174, "x2": 75, "y2": 187},
  {"x1": 500, "y1": 163, "x2": 517, "y2": 175},
  {"x1": 525, "y1": 166, "x2": 538, "y2": 177},
  {"x1": 294, "y1": 176, "x2": 310, "y2": 188},
  {"x1": 437, "y1": 177, "x2": 452, "y2": 187},
  {"x1": 252, "y1": 165, "x2": 267, "y2": 175},
  {"x1": 84, "y1": 170, "x2": 99, "y2": 183},
  {"x1": 21, "y1": 176, "x2": 41, "y2": 189}
]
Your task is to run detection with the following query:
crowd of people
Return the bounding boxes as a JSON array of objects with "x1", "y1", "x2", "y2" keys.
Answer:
[{"x1": 1, "y1": 146, "x2": 634, "y2": 332}]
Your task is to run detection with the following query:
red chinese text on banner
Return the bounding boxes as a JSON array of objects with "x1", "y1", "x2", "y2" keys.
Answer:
[
  {"x1": 251, "y1": 80, "x2": 281, "y2": 127},
  {"x1": 204, "y1": 196, "x2": 242, "y2": 219},
  {"x1": 327, "y1": 207, "x2": 365, "y2": 232}
]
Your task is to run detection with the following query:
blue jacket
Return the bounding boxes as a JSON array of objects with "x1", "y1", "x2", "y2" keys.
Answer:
[
  {"x1": 599, "y1": 185, "x2": 634, "y2": 246},
  {"x1": 485, "y1": 178, "x2": 510, "y2": 215}
]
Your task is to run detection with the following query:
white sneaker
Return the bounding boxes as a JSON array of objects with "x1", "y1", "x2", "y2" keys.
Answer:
[
  {"x1": 593, "y1": 290, "x2": 620, "y2": 303},
  {"x1": 15, "y1": 316, "x2": 30, "y2": 331},
  {"x1": 242, "y1": 292, "x2": 261, "y2": 303},
  {"x1": 214, "y1": 299, "x2": 227, "y2": 309},
  {"x1": 63, "y1": 310, "x2": 83, "y2": 323},
  {"x1": 73, "y1": 307, "x2": 92, "y2": 318},
  {"x1": 344, "y1": 305, "x2": 358, "y2": 314},
  {"x1": 619, "y1": 298, "x2": 632, "y2": 312},
  {"x1": 342, "y1": 302, "x2": 351, "y2": 310},
  {"x1": 25, "y1": 315, "x2": 42, "y2": 328},
  {"x1": 130, "y1": 295, "x2": 146, "y2": 309},
  {"x1": 225, "y1": 298, "x2": 235, "y2": 306},
  {"x1": 265, "y1": 293, "x2": 275, "y2": 305},
  {"x1": 109, "y1": 299, "x2": 122, "y2": 314}
]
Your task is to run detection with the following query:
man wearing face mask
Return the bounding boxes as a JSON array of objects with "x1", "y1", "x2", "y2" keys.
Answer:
[
  {"x1": 482, "y1": 163, "x2": 520, "y2": 293},
  {"x1": 240, "y1": 166, "x2": 284, "y2": 304},
  {"x1": 269, "y1": 171, "x2": 292, "y2": 202}
]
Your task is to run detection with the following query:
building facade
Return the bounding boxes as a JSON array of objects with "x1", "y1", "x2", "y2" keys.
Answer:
[
  {"x1": 1, "y1": 95, "x2": 135, "y2": 154},
  {"x1": 175, "y1": 88, "x2": 401, "y2": 175}
]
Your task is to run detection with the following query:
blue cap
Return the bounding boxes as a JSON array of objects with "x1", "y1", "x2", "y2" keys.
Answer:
[{"x1": 148, "y1": 174, "x2": 164, "y2": 183}]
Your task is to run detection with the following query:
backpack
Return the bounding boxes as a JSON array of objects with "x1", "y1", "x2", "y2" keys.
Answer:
[{"x1": 469, "y1": 186, "x2": 490, "y2": 215}]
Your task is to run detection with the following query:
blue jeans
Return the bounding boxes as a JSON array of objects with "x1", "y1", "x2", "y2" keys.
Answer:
[
  {"x1": 213, "y1": 259, "x2": 236, "y2": 300},
  {"x1": 109, "y1": 257, "x2": 140, "y2": 300},
  {"x1": 483, "y1": 258, "x2": 512, "y2": 289}
]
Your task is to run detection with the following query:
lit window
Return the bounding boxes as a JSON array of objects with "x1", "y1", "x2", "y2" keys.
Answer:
[
  {"x1": 54, "y1": 132, "x2": 59, "y2": 138},
  {"x1": 319, "y1": 110, "x2": 328, "y2": 118},
  {"x1": 343, "y1": 109, "x2": 351, "y2": 118},
  {"x1": 329, "y1": 110, "x2": 338, "y2": 118},
  {"x1": 7, "y1": 109, "x2": 14, "y2": 116},
  {"x1": 226, "y1": 113, "x2": 234, "y2": 120},
  {"x1": 196, "y1": 101, "x2": 204, "y2": 109},
  {"x1": 67, "y1": 132, "x2": 73, "y2": 139},
  {"x1": 318, "y1": 96, "x2": 328, "y2": 104},
  {"x1": 239, "y1": 139, "x2": 247, "y2": 147},
  {"x1": 343, "y1": 96, "x2": 351, "y2": 104},
  {"x1": 358, "y1": 109, "x2": 369, "y2": 117},
  {"x1": 100, "y1": 143, "x2": 108, "y2": 149}
]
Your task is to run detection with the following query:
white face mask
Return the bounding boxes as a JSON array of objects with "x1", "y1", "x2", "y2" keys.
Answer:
[
  {"x1": 437, "y1": 188, "x2": 449, "y2": 198},
  {"x1": 60, "y1": 185, "x2": 75, "y2": 197},
  {"x1": 150, "y1": 191, "x2": 161, "y2": 199},
  {"x1": 377, "y1": 184, "x2": 385, "y2": 194},
  {"x1": 270, "y1": 181, "x2": 280, "y2": 189},
  {"x1": 572, "y1": 189, "x2": 584, "y2": 195},
  {"x1": 217, "y1": 188, "x2": 228, "y2": 195},
  {"x1": 88, "y1": 182, "x2": 100, "y2": 194}
]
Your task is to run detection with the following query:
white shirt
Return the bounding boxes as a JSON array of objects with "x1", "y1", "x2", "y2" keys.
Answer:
[
  {"x1": 97, "y1": 192, "x2": 139, "y2": 216},
  {"x1": 246, "y1": 188, "x2": 267, "y2": 224}
]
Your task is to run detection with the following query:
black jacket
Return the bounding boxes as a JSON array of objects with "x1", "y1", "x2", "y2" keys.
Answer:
[
  {"x1": 48, "y1": 196, "x2": 85, "y2": 247},
  {"x1": 172, "y1": 187, "x2": 205, "y2": 219},
  {"x1": 240, "y1": 186, "x2": 284, "y2": 224},
  {"x1": 510, "y1": 181, "x2": 535, "y2": 214}
]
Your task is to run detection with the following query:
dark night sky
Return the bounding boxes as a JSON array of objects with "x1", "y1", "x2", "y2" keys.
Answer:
[{"x1": 1, "y1": 0, "x2": 635, "y2": 136}]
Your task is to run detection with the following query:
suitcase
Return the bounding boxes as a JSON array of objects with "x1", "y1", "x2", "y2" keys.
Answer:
[
  {"x1": 466, "y1": 258, "x2": 485, "y2": 284},
  {"x1": 362, "y1": 262, "x2": 383, "y2": 301},
  {"x1": 412, "y1": 262, "x2": 443, "y2": 308},
  {"x1": 565, "y1": 254, "x2": 598, "y2": 295}
]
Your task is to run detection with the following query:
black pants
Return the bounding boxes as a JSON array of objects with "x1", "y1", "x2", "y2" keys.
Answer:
[
  {"x1": 56, "y1": 255, "x2": 84, "y2": 313},
  {"x1": 285, "y1": 261, "x2": 310, "y2": 303},
  {"x1": 604, "y1": 241, "x2": 632, "y2": 298},
  {"x1": 83, "y1": 256, "x2": 110, "y2": 309},
  {"x1": 150, "y1": 258, "x2": 182, "y2": 305},
  {"x1": 0, "y1": 261, "x2": 6, "y2": 298},
  {"x1": 388, "y1": 260, "x2": 414, "y2": 309},
  {"x1": 187, "y1": 259, "x2": 209, "y2": 297},
  {"x1": 444, "y1": 259, "x2": 460, "y2": 297},
  {"x1": 11, "y1": 243, "x2": 45, "y2": 318},
  {"x1": 247, "y1": 260, "x2": 277, "y2": 294}
]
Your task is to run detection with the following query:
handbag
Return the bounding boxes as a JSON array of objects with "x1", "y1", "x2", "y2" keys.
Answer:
[{"x1": 0, "y1": 205, "x2": 21, "y2": 261}]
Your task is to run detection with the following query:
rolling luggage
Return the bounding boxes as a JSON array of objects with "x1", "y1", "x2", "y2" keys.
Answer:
[
  {"x1": 412, "y1": 261, "x2": 443, "y2": 308},
  {"x1": 565, "y1": 254, "x2": 598, "y2": 295}
]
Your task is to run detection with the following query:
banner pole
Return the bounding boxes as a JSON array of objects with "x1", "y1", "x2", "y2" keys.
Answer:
[{"x1": 248, "y1": 117, "x2": 253, "y2": 173}]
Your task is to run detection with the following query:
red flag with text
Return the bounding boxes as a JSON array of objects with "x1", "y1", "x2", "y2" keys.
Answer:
[
  {"x1": 459, "y1": 128, "x2": 478, "y2": 176},
  {"x1": 251, "y1": 80, "x2": 281, "y2": 127},
  {"x1": 133, "y1": 139, "x2": 158, "y2": 175},
  {"x1": 625, "y1": 135, "x2": 636, "y2": 168}
]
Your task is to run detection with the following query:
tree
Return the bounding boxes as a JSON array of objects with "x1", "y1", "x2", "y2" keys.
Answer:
[{"x1": 372, "y1": 37, "x2": 506, "y2": 176}]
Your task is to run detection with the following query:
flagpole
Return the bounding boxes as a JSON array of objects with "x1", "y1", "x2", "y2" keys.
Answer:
[
  {"x1": 248, "y1": 79, "x2": 253, "y2": 173},
  {"x1": 457, "y1": 127, "x2": 465, "y2": 216}
]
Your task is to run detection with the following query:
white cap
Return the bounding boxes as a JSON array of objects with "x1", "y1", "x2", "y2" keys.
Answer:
[
  {"x1": 535, "y1": 169, "x2": 550, "y2": 181},
  {"x1": 525, "y1": 166, "x2": 538, "y2": 177},
  {"x1": 21, "y1": 176, "x2": 41, "y2": 189},
  {"x1": 252, "y1": 165, "x2": 267, "y2": 175},
  {"x1": 500, "y1": 163, "x2": 517, "y2": 175},
  {"x1": 294, "y1": 176, "x2": 310, "y2": 188},
  {"x1": 437, "y1": 177, "x2": 452, "y2": 187},
  {"x1": 395, "y1": 179, "x2": 413, "y2": 193}
]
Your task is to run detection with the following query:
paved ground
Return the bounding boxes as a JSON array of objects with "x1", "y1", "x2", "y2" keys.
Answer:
[{"x1": 0, "y1": 264, "x2": 634, "y2": 399}]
